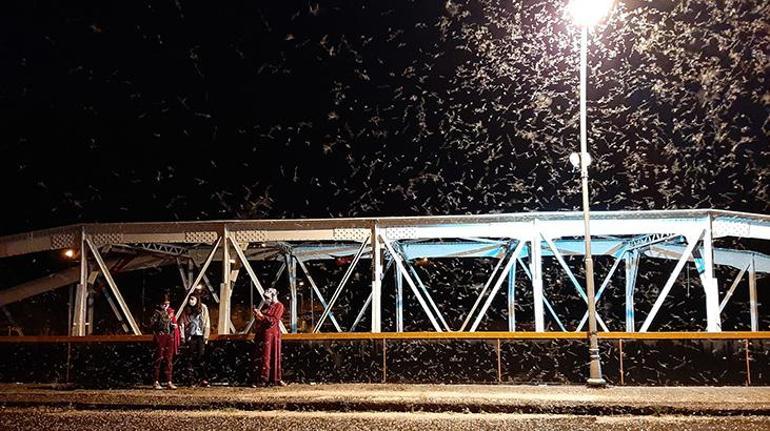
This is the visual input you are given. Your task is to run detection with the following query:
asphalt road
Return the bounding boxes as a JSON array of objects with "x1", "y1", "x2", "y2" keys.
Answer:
[
  {"x1": 1, "y1": 407, "x2": 769, "y2": 431},
  {"x1": 2, "y1": 384, "x2": 769, "y2": 430}
]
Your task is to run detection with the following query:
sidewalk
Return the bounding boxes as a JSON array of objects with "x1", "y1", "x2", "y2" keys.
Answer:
[{"x1": 1, "y1": 383, "x2": 769, "y2": 415}]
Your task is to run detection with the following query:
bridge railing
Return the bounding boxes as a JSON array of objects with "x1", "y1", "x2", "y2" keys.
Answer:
[{"x1": 1, "y1": 331, "x2": 767, "y2": 386}]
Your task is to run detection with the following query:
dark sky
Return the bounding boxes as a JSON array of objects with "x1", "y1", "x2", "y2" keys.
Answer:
[{"x1": 1, "y1": 0, "x2": 769, "y2": 235}]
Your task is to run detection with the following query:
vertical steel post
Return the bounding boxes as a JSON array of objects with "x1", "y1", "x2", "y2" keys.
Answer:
[
  {"x1": 580, "y1": 26, "x2": 606, "y2": 387},
  {"x1": 72, "y1": 230, "x2": 88, "y2": 336},
  {"x1": 749, "y1": 259, "x2": 758, "y2": 332},
  {"x1": 702, "y1": 216, "x2": 721, "y2": 332},
  {"x1": 187, "y1": 259, "x2": 194, "y2": 293},
  {"x1": 745, "y1": 338, "x2": 752, "y2": 386},
  {"x1": 86, "y1": 286, "x2": 94, "y2": 335},
  {"x1": 371, "y1": 224, "x2": 382, "y2": 333},
  {"x1": 218, "y1": 227, "x2": 232, "y2": 335},
  {"x1": 496, "y1": 338, "x2": 502, "y2": 383},
  {"x1": 624, "y1": 250, "x2": 639, "y2": 332},
  {"x1": 396, "y1": 264, "x2": 404, "y2": 332},
  {"x1": 287, "y1": 254, "x2": 298, "y2": 333},
  {"x1": 508, "y1": 259, "x2": 517, "y2": 332},
  {"x1": 531, "y1": 235, "x2": 544, "y2": 332}
]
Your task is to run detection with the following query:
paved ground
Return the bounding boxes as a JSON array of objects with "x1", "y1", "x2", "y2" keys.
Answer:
[
  {"x1": 1, "y1": 408, "x2": 769, "y2": 431},
  {"x1": 1, "y1": 384, "x2": 769, "y2": 430},
  {"x1": 1, "y1": 383, "x2": 769, "y2": 414}
]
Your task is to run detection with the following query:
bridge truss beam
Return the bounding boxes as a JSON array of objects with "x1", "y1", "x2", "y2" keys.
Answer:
[{"x1": 0, "y1": 209, "x2": 768, "y2": 336}]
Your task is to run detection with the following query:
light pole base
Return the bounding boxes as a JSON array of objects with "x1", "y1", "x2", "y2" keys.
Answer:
[{"x1": 587, "y1": 377, "x2": 607, "y2": 388}]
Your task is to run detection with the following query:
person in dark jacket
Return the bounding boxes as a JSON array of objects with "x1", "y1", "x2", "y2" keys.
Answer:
[
  {"x1": 179, "y1": 290, "x2": 211, "y2": 387},
  {"x1": 150, "y1": 292, "x2": 181, "y2": 390},
  {"x1": 252, "y1": 288, "x2": 286, "y2": 387}
]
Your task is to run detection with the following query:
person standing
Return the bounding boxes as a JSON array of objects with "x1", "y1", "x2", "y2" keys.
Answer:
[
  {"x1": 150, "y1": 292, "x2": 181, "y2": 390},
  {"x1": 179, "y1": 290, "x2": 211, "y2": 387},
  {"x1": 252, "y1": 288, "x2": 286, "y2": 386}
]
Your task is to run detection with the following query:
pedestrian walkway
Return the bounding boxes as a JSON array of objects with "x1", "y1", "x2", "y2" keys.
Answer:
[{"x1": 1, "y1": 383, "x2": 769, "y2": 415}]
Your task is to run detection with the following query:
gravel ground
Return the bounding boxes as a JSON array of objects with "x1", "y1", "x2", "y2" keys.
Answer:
[
  {"x1": 1, "y1": 384, "x2": 769, "y2": 414},
  {"x1": 1, "y1": 407, "x2": 769, "y2": 431}
]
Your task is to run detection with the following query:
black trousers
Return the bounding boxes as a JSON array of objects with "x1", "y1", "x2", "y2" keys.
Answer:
[{"x1": 186, "y1": 335, "x2": 208, "y2": 382}]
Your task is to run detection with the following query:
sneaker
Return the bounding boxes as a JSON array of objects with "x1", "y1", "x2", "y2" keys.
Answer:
[
  {"x1": 166, "y1": 382, "x2": 178, "y2": 390},
  {"x1": 153, "y1": 381, "x2": 163, "y2": 390},
  {"x1": 273, "y1": 380, "x2": 288, "y2": 387},
  {"x1": 200, "y1": 380, "x2": 210, "y2": 388}
]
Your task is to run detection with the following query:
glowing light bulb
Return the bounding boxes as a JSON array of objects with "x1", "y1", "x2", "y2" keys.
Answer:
[
  {"x1": 569, "y1": 152, "x2": 581, "y2": 168},
  {"x1": 569, "y1": 0, "x2": 613, "y2": 27}
]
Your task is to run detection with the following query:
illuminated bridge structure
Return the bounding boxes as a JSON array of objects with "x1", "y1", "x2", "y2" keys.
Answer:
[{"x1": 0, "y1": 209, "x2": 768, "y2": 339}]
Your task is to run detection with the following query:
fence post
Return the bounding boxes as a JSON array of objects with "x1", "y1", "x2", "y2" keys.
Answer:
[
  {"x1": 65, "y1": 342, "x2": 72, "y2": 384},
  {"x1": 745, "y1": 339, "x2": 751, "y2": 386},
  {"x1": 382, "y1": 338, "x2": 388, "y2": 383},
  {"x1": 619, "y1": 339, "x2": 624, "y2": 386},
  {"x1": 496, "y1": 339, "x2": 502, "y2": 383}
]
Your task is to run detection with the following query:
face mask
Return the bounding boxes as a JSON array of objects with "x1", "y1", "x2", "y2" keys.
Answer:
[
  {"x1": 162, "y1": 303, "x2": 170, "y2": 310},
  {"x1": 189, "y1": 298, "x2": 197, "y2": 306}
]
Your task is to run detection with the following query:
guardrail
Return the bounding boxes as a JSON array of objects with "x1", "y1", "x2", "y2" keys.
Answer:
[{"x1": 1, "y1": 331, "x2": 766, "y2": 385}]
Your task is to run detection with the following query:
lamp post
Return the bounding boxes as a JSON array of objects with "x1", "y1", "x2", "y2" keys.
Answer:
[{"x1": 568, "y1": 0, "x2": 613, "y2": 387}]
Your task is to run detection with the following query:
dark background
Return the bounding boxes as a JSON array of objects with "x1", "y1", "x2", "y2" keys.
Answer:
[
  {"x1": 1, "y1": 0, "x2": 768, "y2": 233},
  {"x1": 0, "y1": 0, "x2": 769, "y2": 369}
]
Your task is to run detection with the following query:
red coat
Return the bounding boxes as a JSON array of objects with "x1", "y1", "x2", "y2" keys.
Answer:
[
  {"x1": 167, "y1": 307, "x2": 181, "y2": 355},
  {"x1": 254, "y1": 301, "x2": 284, "y2": 383},
  {"x1": 256, "y1": 302, "x2": 284, "y2": 335}
]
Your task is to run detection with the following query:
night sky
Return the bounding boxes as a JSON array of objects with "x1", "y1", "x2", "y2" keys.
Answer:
[{"x1": 1, "y1": 0, "x2": 768, "y2": 236}]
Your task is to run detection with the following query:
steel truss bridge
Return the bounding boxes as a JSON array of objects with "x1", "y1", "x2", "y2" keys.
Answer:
[{"x1": 0, "y1": 209, "x2": 768, "y2": 339}]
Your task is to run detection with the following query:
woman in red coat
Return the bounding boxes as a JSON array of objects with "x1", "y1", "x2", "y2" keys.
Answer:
[
  {"x1": 252, "y1": 288, "x2": 286, "y2": 386},
  {"x1": 150, "y1": 293, "x2": 181, "y2": 390}
]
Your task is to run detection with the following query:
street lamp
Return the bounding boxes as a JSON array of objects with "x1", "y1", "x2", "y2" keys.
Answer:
[{"x1": 568, "y1": 0, "x2": 613, "y2": 387}]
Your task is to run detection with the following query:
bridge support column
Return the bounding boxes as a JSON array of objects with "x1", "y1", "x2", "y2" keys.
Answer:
[
  {"x1": 218, "y1": 228, "x2": 232, "y2": 335},
  {"x1": 507, "y1": 259, "x2": 516, "y2": 332},
  {"x1": 287, "y1": 253, "x2": 297, "y2": 333},
  {"x1": 72, "y1": 231, "x2": 88, "y2": 336},
  {"x1": 395, "y1": 263, "x2": 403, "y2": 332},
  {"x1": 371, "y1": 225, "x2": 382, "y2": 333},
  {"x1": 85, "y1": 285, "x2": 95, "y2": 335},
  {"x1": 749, "y1": 259, "x2": 758, "y2": 331},
  {"x1": 624, "y1": 250, "x2": 639, "y2": 332},
  {"x1": 701, "y1": 218, "x2": 721, "y2": 332},
  {"x1": 531, "y1": 229, "x2": 544, "y2": 332}
]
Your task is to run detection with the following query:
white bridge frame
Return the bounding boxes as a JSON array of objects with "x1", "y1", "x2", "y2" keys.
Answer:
[{"x1": 0, "y1": 209, "x2": 767, "y2": 336}]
